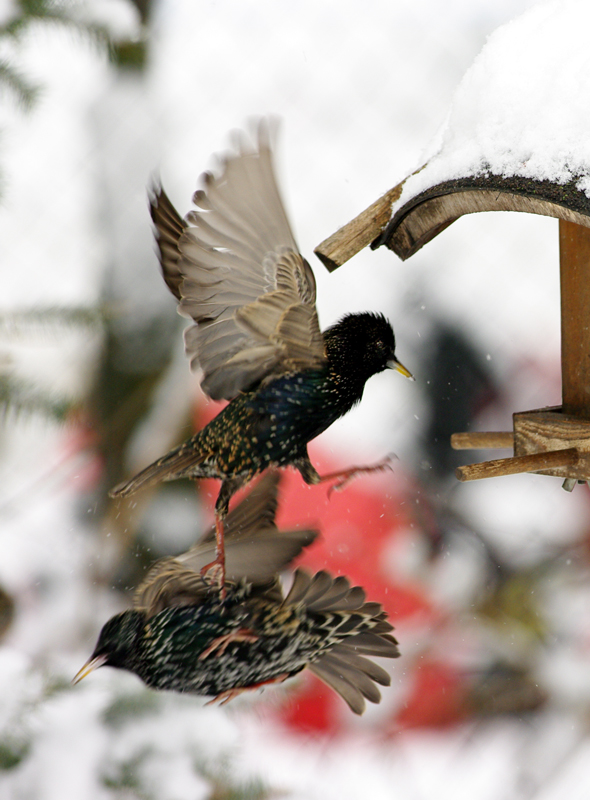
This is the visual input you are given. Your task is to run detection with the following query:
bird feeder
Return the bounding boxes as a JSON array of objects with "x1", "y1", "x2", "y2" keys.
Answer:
[{"x1": 314, "y1": 1, "x2": 590, "y2": 491}]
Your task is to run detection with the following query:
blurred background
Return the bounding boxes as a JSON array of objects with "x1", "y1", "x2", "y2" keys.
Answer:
[{"x1": 2, "y1": 0, "x2": 590, "y2": 798}]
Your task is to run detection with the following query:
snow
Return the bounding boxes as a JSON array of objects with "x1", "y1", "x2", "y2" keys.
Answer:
[{"x1": 393, "y1": 0, "x2": 590, "y2": 212}]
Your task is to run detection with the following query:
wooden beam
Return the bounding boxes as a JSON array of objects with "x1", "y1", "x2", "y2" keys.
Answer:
[
  {"x1": 559, "y1": 220, "x2": 590, "y2": 418},
  {"x1": 451, "y1": 432, "x2": 514, "y2": 450}
]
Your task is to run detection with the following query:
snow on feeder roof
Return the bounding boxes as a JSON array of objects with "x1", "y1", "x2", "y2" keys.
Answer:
[
  {"x1": 315, "y1": 0, "x2": 590, "y2": 268},
  {"x1": 315, "y1": 0, "x2": 590, "y2": 491}
]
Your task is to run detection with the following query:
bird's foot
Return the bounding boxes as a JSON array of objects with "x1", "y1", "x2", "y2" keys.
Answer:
[
  {"x1": 199, "y1": 628, "x2": 259, "y2": 661},
  {"x1": 205, "y1": 674, "x2": 290, "y2": 706},
  {"x1": 200, "y1": 557, "x2": 226, "y2": 600},
  {"x1": 200, "y1": 513, "x2": 227, "y2": 599},
  {"x1": 319, "y1": 454, "x2": 397, "y2": 498}
]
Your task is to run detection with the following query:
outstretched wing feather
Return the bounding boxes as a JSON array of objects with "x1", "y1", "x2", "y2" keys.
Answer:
[{"x1": 150, "y1": 120, "x2": 325, "y2": 401}]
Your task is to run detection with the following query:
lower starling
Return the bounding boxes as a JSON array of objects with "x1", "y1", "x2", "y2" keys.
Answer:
[
  {"x1": 76, "y1": 473, "x2": 400, "y2": 714},
  {"x1": 109, "y1": 121, "x2": 413, "y2": 585}
]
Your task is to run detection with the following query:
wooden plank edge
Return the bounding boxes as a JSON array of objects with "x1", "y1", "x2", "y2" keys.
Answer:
[{"x1": 451, "y1": 432, "x2": 514, "y2": 450}]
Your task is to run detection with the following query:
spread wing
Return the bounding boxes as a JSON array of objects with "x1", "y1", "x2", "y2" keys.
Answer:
[
  {"x1": 150, "y1": 120, "x2": 326, "y2": 401},
  {"x1": 134, "y1": 472, "x2": 318, "y2": 616}
]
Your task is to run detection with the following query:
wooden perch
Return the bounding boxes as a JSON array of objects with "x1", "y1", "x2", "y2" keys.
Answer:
[
  {"x1": 451, "y1": 432, "x2": 514, "y2": 450},
  {"x1": 456, "y1": 447, "x2": 581, "y2": 482}
]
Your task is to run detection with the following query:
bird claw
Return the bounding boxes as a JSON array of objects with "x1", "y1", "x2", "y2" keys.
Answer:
[
  {"x1": 200, "y1": 559, "x2": 226, "y2": 600},
  {"x1": 205, "y1": 673, "x2": 290, "y2": 706},
  {"x1": 206, "y1": 689, "x2": 243, "y2": 706},
  {"x1": 199, "y1": 628, "x2": 259, "y2": 661},
  {"x1": 323, "y1": 454, "x2": 397, "y2": 499}
]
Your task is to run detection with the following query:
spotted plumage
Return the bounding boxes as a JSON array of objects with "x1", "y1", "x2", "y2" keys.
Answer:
[
  {"x1": 76, "y1": 473, "x2": 400, "y2": 714},
  {"x1": 109, "y1": 121, "x2": 412, "y2": 578}
]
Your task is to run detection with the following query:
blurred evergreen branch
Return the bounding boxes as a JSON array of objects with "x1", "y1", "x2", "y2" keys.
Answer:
[
  {"x1": 0, "y1": 0, "x2": 111, "y2": 77},
  {"x1": 0, "y1": 738, "x2": 30, "y2": 771},
  {"x1": 2, "y1": 0, "x2": 105, "y2": 37},
  {"x1": 0, "y1": 0, "x2": 151, "y2": 113},
  {"x1": 0, "y1": 374, "x2": 74, "y2": 422},
  {"x1": 0, "y1": 1, "x2": 151, "y2": 196},
  {"x1": 0, "y1": 305, "x2": 105, "y2": 337},
  {"x1": 196, "y1": 757, "x2": 272, "y2": 800},
  {"x1": 0, "y1": 304, "x2": 104, "y2": 423},
  {"x1": 0, "y1": 60, "x2": 38, "y2": 109}
]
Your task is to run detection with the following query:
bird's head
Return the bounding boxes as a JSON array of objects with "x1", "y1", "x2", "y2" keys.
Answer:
[
  {"x1": 72, "y1": 611, "x2": 144, "y2": 683},
  {"x1": 326, "y1": 312, "x2": 414, "y2": 381}
]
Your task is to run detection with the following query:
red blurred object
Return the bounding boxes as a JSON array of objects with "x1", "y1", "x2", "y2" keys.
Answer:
[
  {"x1": 394, "y1": 659, "x2": 467, "y2": 730},
  {"x1": 279, "y1": 674, "x2": 342, "y2": 737}
]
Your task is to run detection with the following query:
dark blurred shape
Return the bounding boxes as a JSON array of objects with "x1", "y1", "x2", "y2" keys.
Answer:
[
  {"x1": 110, "y1": 40, "x2": 147, "y2": 71},
  {"x1": 422, "y1": 323, "x2": 499, "y2": 479},
  {"x1": 0, "y1": 738, "x2": 29, "y2": 771},
  {"x1": 466, "y1": 663, "x2": 548, "y2": 717},
  {"x1": 126, "y1": 0, "x2": 152, "y2": 26},
  {"x1": 108, "y1": 0, "x2": 155, "y2": 70},
  {"x1": 0, "y1": 583, "x2": 15, "y2": 642},
  {"x1": 88, "y1": 313, "x2": 180, "y2": 506},
  {"x1": 477, "y1": 568, "x2": 546, "y2": 638}
]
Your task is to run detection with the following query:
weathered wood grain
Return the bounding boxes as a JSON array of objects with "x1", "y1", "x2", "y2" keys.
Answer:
[
  {"x1": 451, "y1": 432, "x2": 514, "y2": 450},
  {"x1": 314, "y1": 183, "x2": 405, "y2": 271},
  {"x1": 513, "y1": 406, "x2": 590, "y2": 479},
  {"x1": 378, "y1": 174, "x2": 590, "y2": 261},
  {"x1": 455, "y1": 447, "x2": 581, "y2": 482},
  {"x1": 559, "y1": 221, "x2": 590, "y2": 418}
]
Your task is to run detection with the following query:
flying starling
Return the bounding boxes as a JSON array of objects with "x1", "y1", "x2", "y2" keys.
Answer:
[
  {"x1": 76, "y1": 472, "x2": 400, "y2": 714},
  {"x1": 110, "y1": 120, "x2": 413, "y2": 584}
]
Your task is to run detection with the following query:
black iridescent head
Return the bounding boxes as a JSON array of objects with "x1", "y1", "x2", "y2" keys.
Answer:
[
  {"x1": 73, "y1": 611, "x2": 145, "y2": 684},
  {"x1": 325, "y1": 312, "x2": 411, "y2": 381}
]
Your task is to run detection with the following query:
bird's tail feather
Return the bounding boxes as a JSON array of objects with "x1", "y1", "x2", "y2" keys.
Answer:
[
  {"x1": 284, "y1": 568, "x2": 400, "y2": 714},
  {"x1": 308, "y1": 645, "x2": 393, "y2": 714},
  {"x1": 109, "y1": 443, "x2": 207, "y2": 499}
]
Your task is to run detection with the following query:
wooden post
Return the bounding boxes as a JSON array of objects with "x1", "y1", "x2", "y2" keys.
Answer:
[{"x1": 560, "y1": 220, "x2": 590, "y2": 418}]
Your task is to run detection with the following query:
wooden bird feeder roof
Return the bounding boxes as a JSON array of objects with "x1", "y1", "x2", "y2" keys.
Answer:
[
  {"x1": 374, "y1": 173, "x2": 590, "y2": 262},
  {"x1": 314, "y1": 172, "x2": 590, "y2": 272},
  {"x1": 314, "y1": 1, "x2": 590, "y2": 490}
]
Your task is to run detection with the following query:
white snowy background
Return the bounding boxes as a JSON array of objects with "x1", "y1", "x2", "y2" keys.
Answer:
[{"x1": 2, "y1": 0, "x2": 590, "y2": 798}]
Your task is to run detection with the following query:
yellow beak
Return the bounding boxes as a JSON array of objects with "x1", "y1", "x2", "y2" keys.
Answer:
[
  {"x1": 388, "y1": 358, "x2": 415, "y2": 381},
  {"x1": 72, "y1": 654, "x2": 107, "y2": 685}
]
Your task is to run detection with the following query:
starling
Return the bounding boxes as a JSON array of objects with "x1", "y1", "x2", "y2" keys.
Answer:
[
  {"x1": 110, "y1": 120, "x2": 413, "y2": 583},
  {"x1": 75, "y1": 472, "x2": 400, "y2": 714}
]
